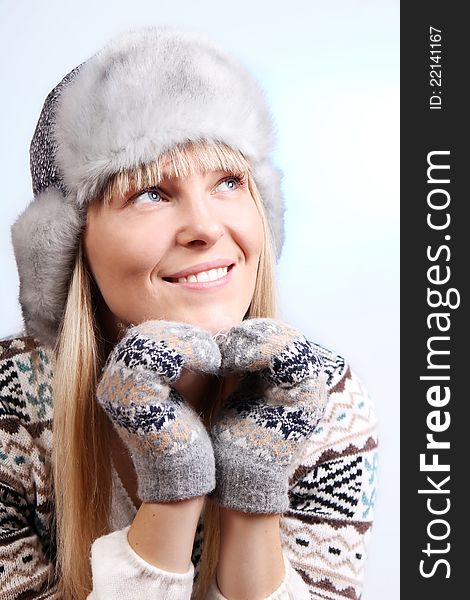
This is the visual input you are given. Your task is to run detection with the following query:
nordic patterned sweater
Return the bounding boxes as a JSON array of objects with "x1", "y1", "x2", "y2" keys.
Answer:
[{"x1": 0, "y1": 335, "x2": 378, "y2": 599}]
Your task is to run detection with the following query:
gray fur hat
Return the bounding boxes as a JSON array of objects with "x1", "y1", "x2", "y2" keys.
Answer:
[{"x1": 11, "y1": 26, "x2": 285, "y2": 349}]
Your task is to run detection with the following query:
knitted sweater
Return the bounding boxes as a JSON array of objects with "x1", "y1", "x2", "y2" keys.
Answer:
[{"x1": 0, "y1": 335, "x2": 378, "y2": 599}]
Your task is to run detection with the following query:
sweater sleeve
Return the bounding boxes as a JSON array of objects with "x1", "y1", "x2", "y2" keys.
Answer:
[
  {"x1": 87, "y1": 527, "x2": 194, "y2": 600},
  {"x1": 280, "y1": 349, "x2": 379, "y2": 599},
  {"x1": 0, "y1": 338, "x2": 59, "y2": 598},
  {"x1": 206, "y1": 553, "x2": 311, "y2": 600}
]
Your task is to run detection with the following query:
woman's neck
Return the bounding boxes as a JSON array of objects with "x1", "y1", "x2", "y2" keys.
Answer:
[
  {"x1": 173, "y1": 370, "x2": 241, "y2": 426},
  {"x1": 172, "y1": 369, "x2": 218, "y2": 417}
]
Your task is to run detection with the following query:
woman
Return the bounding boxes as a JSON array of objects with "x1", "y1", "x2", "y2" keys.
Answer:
[{"x1": 0, "y1": 27, "x2": 378, "y2": 599}]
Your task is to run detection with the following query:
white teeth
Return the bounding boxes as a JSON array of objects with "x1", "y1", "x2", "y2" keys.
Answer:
[
  {"x1": 206, "y1": 268, "x2": 220, "y2": 281},
  {"x1": 176, "y1": 266, "x2": 228, "y2": 284}
]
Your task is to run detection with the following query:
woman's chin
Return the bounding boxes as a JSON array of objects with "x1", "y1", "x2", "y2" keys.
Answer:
[
  {"x1": 181, "y1": 313, "x2": 245, "y2": 335},
  {"x1": 113, "y1": 310, "x2": 247, "y2": 336}
]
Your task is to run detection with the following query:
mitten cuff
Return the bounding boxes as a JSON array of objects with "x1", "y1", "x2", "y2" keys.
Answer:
[
  {"x1": 132, "y1": 432, "x2": 216, "y2": 503},
  {"x1": 212, "y1": 447, "x2": 289, "y2": 514}
]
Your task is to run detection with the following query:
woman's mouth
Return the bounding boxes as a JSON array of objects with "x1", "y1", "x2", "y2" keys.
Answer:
[{"x1": 162, "y1": 263, "x2": 235, "y2": 286}]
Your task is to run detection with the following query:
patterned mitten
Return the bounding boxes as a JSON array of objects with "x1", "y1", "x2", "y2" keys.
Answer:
[
  {"x1": 211, "y1": 318, "x2": 327, "y2": 514},
  {"x1": 97, "y1": 320, "x2": 221, "y2": 503}
]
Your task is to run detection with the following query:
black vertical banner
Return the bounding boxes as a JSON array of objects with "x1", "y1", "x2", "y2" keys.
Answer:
[{"x1": 401, "y1": 2, "x2": 466, "y2": 596}]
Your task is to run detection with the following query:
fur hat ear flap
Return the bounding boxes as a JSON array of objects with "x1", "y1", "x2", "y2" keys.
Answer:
[{"x1": 11, "y1": 188, "x2": 83, "y2": 348}]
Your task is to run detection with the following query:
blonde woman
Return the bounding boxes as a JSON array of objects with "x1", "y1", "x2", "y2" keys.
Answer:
[{"x1": 0, "y1": 27, "x2": 378, "y2": 599}]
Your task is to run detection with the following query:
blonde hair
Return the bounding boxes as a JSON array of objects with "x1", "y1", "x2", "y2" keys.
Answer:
[{"x1": 53, "y1": 140, "x2": 279, "y2": 599}]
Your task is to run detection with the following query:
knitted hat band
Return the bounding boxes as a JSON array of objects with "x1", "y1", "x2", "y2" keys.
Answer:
[{"x1": 11, "y1": 26, "x2": 285, "y2": 348}]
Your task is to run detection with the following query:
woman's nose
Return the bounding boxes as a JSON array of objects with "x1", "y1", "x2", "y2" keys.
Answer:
[{"x1": 174, "y1": 198, "x2": 224, "y2": 248}]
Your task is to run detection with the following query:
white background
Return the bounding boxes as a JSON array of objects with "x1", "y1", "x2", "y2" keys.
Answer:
[{"x1": 0, "y1": 1, "x2": 399, "y2": 597}]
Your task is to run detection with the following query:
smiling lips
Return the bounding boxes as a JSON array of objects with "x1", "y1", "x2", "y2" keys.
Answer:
[
  {"x1": 173, "y1": 266, "x2": 229, "y2": 283},
  {"x1": 162, "y1": 261, "x2": 235, "y2": 285}
]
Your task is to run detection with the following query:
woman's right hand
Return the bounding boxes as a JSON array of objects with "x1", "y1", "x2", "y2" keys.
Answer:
[{"x1": 96, "y1": 320, "x2": 221, "y2": 503}]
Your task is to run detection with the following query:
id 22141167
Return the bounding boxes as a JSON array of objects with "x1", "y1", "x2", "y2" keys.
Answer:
[{"x1": 429, "y1": 26, "x2": 443, "y2": 110}]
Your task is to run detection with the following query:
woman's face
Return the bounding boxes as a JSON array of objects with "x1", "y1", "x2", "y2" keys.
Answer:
[{"x1": 84, "y1": 169, "x2": 264, "y2": 336}]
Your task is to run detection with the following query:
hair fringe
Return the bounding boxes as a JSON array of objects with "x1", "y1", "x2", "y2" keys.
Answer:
[{"x1": 99, "y1": 140, "x2": 252, "y2": 207}]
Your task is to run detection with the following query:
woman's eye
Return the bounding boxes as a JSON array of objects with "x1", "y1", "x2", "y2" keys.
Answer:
[
  {"x1": 133, "y1": 189, "x2": 162, "y2": 205},
  {"x1": 215, "y1": 177, "x2": 240, "y2": 192}
]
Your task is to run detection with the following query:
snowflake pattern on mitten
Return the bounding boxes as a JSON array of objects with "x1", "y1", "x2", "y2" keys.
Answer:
[
  {"x1": 97, "y1": 320, "x2": 221, "y2": 502},
  {"x1": 212, "y1": 319, "x2": 328, "y2": 513}
]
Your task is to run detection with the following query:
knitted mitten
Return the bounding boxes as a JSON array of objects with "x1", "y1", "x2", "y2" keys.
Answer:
[
  {"x1": 211, "y1": 318, "x2": 327, "y2": 514},
  {"x1": 97, "y1": 320, "x2": 221, "y2": 503}
]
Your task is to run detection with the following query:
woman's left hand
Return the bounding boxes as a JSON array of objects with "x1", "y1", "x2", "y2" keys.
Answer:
[{"x1": 211, "y1": 318, "x2": 328, "y2": 514}]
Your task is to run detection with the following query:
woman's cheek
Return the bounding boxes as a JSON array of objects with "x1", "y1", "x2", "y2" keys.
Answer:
[
  {"x1": 111, "y1": 222, "x2": 163, "y2": 274},
  {"x1": 238, "y1": 208, "x2": 264, "y2": 261}
]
